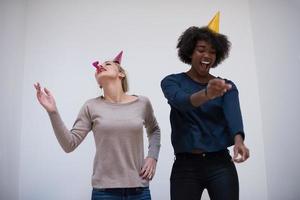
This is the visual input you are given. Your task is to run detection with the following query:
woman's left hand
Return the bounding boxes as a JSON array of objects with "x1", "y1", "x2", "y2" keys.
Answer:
[
  {"x1": 140, "y1": 157, "x2": 157, "y2": 181},
  {"x1": 233, "y1": 134, "x2": 250, "y2": 163}
]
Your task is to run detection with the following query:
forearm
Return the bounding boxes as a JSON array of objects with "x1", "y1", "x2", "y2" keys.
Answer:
[
  {"x1": 191, "y1": 78, "x2": 233, "y2": 107},
  {"x1": 48, "y1": 111, "x2": 77, "y2": 153},
  {"x1": 147, "y1": 126, "x2": 161, "y2": 160},
  {"x1": 190, "y1": 89, "x2": 210, "y2": 107}
]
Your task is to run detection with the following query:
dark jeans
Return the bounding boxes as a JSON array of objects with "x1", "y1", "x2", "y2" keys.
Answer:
[
  {"x1": 91, "y1": 187, "x2": 151, "y2": 200},
  {"x1": 170, "y1": 150, "x2": 239, "y2": 200}
]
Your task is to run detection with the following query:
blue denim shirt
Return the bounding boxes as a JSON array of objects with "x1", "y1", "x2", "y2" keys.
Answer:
[{"x1": 161, "y1": 73, "x2": 244, "y2": 154}]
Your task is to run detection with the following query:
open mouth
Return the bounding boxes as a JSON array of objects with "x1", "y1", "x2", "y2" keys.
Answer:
[{"x1": 199, "y1": 60, "x2": 211, "y2": 71}]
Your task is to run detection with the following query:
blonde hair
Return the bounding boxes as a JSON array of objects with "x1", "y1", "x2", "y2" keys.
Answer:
[{"x1": 118, "y1": 65, "x2": 129, "y2": 93}]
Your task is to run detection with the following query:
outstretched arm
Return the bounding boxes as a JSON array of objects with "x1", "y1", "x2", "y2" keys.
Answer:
[
  {"x1": 34, "y1": 82, "x2": 92, "y2": 153},
  {"x1": 161, "y1": 75, "x2": 232, "y2": 111}
]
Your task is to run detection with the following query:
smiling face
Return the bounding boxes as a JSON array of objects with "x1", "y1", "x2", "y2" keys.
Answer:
[{"x1": 191, "y1": 40, "x2": 216, "y2": 77}]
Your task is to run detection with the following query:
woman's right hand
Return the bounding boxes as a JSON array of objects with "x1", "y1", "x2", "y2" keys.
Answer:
[
  {"x1": 34, "y1": 82, "x2": 57, "y2": 113},
  {"x1": 206, "y1": 79, "x2": 232, "y2": 99}
]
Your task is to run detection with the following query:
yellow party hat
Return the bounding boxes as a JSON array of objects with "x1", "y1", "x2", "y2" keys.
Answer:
[{"x1": 207, "y1": 11, "x2": 220, "y2": 33}]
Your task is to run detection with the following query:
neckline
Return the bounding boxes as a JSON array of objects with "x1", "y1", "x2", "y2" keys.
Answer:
[
  {"x1": 99, "y1": 95, "x2": 139, "y2": 106},
  {"x1": 182, "y1": 72, "x2": 209, "y2": 86}
]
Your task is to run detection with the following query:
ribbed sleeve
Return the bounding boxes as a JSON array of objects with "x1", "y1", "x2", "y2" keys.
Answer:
[
  {"x1": 48, "y1": 102, "x2": 92, "y2": 153},
  {"x1": 144, "y1": 98, "x2": 161, "y2": 160}
]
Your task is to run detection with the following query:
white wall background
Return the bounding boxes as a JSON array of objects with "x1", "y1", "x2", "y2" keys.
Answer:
[
  {"x1": 249, "y1": 0, "x2": 300, "y2": 199},
  {"x1": 0, "y1": 0, "x2": 25, "y2": 200},
  {"x1": 0, "y1": 0, "x2": 298, "y2": 199}
]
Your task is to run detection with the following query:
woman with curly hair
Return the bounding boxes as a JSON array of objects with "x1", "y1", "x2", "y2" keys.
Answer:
[
  {"x1": 34, "y1": 51, "x2": 161, "y2": 200},
  {"x1": 161, "y1": 14, "x2": 249, "y2": 200}
]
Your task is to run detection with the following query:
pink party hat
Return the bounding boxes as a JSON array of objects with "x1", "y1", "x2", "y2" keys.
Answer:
[{"x1": 113, "y1": 51, "x2": 123, "y2": 64}]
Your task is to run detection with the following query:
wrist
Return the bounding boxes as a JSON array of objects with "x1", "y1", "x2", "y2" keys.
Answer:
[
  {"x1": 147, "y1": 156, "x2": 157, "y2": 162},
  {"x1": 204, "y1": 88, "x2": 212, "y2": 100},
  {"x1": 47, "y1": 108, "x2": 58, "y2": 115},
  {"x1": 234, "y1": 134, "x2": 244, "y2": 144}
]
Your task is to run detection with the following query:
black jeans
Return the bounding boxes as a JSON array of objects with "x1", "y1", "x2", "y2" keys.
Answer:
[{"x1": 170, "y1": 150, "x2": 239, "y2": 200}]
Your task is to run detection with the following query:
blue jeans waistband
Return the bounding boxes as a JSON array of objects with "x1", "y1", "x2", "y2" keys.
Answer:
[{"x1": 93, "y1": 187, "x2": 148, "y2": 194}]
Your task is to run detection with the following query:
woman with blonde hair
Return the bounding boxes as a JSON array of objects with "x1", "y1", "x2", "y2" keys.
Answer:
[{"x1": 34, "y1": 51, "x2": 161, "y2": 200}]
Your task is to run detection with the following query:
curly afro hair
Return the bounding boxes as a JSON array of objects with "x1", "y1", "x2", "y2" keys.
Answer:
[{"x1": 177, "y1": 26, "x2": 231, "y2": 67}]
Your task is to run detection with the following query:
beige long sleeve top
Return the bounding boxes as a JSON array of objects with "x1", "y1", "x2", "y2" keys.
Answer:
[{"x1": 48, "y1": 95, "x2": 161, "y2": 188}]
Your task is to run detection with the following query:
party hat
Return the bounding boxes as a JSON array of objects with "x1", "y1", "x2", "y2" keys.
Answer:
[
  {"x1": 113, "y1": 51, "x2": 123, "y2": 64},
  {"x1": 207, "y1": 11, "x2": 220, "y2": 33}
]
